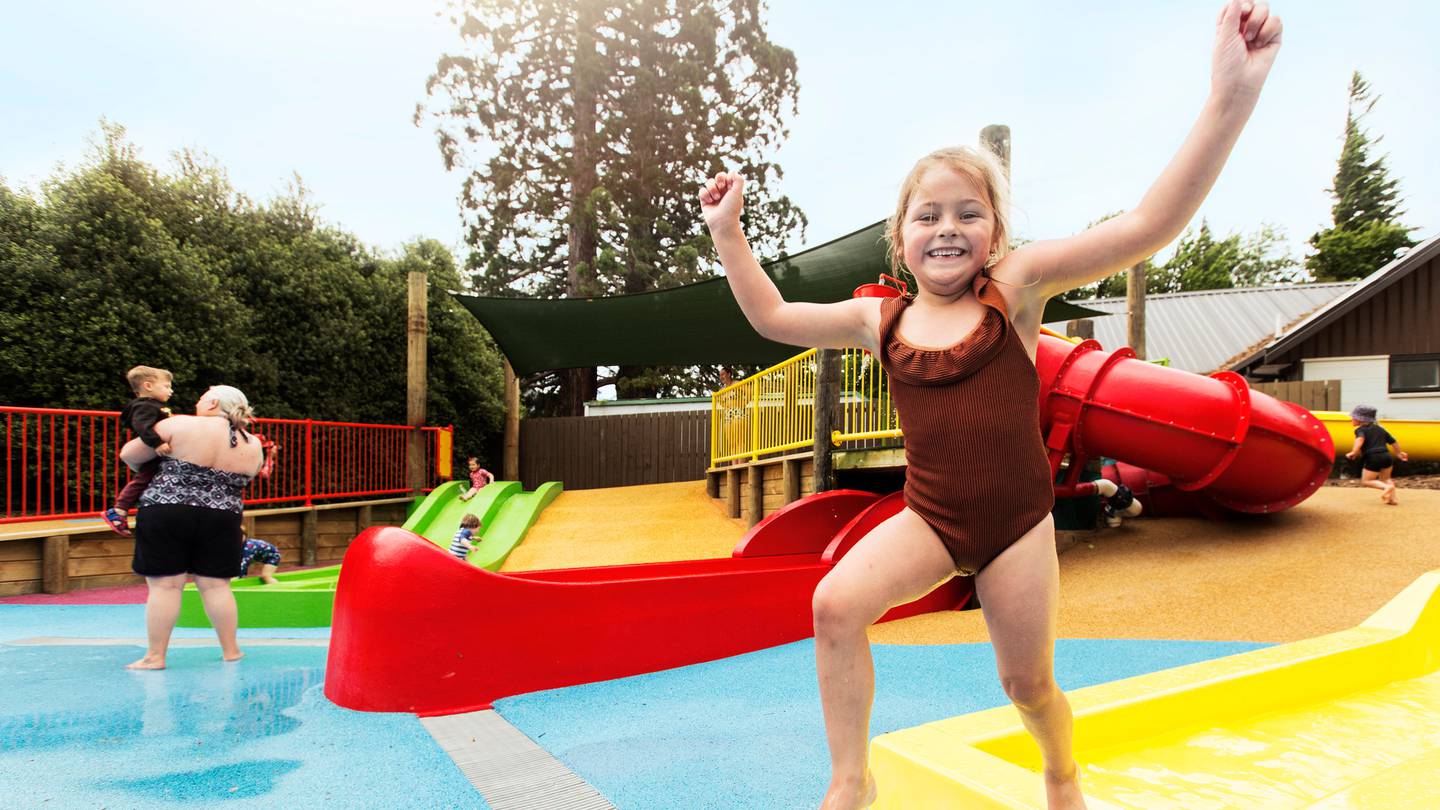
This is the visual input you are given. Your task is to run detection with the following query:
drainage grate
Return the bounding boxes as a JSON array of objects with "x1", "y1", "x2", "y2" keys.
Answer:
[{"x1": 421, "y1": 709, "x2": 615, "y2": 810}]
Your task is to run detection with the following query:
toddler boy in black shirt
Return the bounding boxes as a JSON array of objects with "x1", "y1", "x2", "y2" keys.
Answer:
[{"x1": 102, "y1": 366, "x2": 175, "y2": 536}]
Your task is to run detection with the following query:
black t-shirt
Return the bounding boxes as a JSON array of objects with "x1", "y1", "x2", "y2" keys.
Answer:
[
  {"x1": 122, "y1": 397, "x2": 171, "y2": 449},
  {"x1": 1354, "y1": 423, "x2": 1396, "y2": 457}
]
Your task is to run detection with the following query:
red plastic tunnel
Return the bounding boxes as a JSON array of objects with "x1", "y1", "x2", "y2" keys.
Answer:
[{"x1": 1034, "y1": 334, "x2": 1334, "y2": 514}]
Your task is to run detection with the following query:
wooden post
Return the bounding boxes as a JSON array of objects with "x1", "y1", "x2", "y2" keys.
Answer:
[
  {"x1": 782, "y1": 458, "x2": 801, "y2": 505},
  {"x1": 301, "y1": 510, "x2": 318, "y2": 567},
  {"x1": 503, "y1": 357, "x2": 520, "y2": 482},
  {"x1": 812, "y1": 349, "x2": 842, "y2": 493},
  {"x1": 705, "y1": 471, "x2": 719, "y2": 499},
  {"x1": 407, "y1": 268, "x2": 428, "y2": 493},
  {"x1": 241, "y1": 513, "x2": 257, "y2": 539},
  {"x1": 357, "y1": 504, "x2": 373, "y2": 534},
  {"x1": 1127, "y1": 261, "x2": 1147, "y2": 360},
  {"x1": 746, "y1": 466, "x2": 764, "y2": 527},
  {"x1": 980, "y1": 124, "x2": 1011, "y2": 182},
  {"x1": 1066, "y1": 319, "x2": 1095, "y2": 341},
  {"x1": 43, "y1": 535, "x2": 69, "y2": 594},
  {"x1": 726, "y1": 468, "x2": 741, "y2": 518}
]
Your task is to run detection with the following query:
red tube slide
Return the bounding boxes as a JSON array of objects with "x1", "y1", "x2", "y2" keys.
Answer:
[
  {"x1": 1035, "y1": 335, "x2": 1334, "y2": 514},
  {"x1": 325, "y1": 490, "x2": 971, "y2": 715}
]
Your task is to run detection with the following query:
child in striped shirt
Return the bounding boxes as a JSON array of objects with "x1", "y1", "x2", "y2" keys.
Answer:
[{"x1": 449, "y1": 514, "x2": 482, "y2": 561}]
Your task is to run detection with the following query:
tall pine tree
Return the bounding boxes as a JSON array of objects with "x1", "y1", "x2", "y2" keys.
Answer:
[
  {"x1": 420, "y1": 0, "x2": 804, "y2": 413},
  {"x1": 1307, "y1": 71, "x2": 1416, "y2": 281}
]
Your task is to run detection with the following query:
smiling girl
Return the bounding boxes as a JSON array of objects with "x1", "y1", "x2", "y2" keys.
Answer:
[{"x1": 699, "y1": 2, "x2": 1282, "y2": 807}]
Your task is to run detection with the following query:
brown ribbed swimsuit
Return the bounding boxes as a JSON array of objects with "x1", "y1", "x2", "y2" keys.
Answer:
[{"x1": 878, "y1": 274, "x2": 1054, "y2": 575}]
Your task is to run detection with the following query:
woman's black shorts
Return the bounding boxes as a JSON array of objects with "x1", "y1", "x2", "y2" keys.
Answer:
[
  {"x1": 133, "y1": 504, "x2": 243, "y2": 578},
  {"x1": 1361, "y1": 452, "x2": 1394, "y2": 473}
]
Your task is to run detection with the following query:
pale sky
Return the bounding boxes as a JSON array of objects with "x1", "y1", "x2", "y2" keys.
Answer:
[{"x1": 3, "y1": 0, "x2": 1436, "y2": 272}]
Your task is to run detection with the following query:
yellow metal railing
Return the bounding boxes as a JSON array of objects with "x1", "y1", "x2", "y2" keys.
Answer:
[
  {"x1": 834, "y1": 348, "x2": 902, "y2": 444},
  {"x1": 710, "y1": 328, "x2": 1087, "y2": 465},
  {"x1": 710, "y1": 349, "x2": 818, "y2": 465}
]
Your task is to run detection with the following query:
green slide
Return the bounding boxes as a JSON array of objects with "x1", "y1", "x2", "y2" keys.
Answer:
[{"x1": 176, "y1": 480, "x2": 561, "y2": 628}]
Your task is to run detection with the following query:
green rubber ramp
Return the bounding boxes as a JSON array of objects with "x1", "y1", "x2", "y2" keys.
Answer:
[
  {"x1": 465, "y1": 482, "x2": 563, "y2": 571},
  {"x1": 177, "y1": 482, "x2": 550, "y2": 628}
]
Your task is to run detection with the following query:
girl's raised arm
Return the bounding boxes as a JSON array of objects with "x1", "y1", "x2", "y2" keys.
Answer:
[
  {"x1": 701, "y1": 173, "x2": 879, "y2": 353},
  {"x1": 1003, "y1": 0, "x2": 1283, "y2": 301}
]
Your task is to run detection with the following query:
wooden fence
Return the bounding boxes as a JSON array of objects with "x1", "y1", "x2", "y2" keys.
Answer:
[
  {"x1": 1250, "y1": 379, "x2": 1342, "y2": 411},
  {"x1": 520, "y1": 411, "x2": 711, "y2": 490}
]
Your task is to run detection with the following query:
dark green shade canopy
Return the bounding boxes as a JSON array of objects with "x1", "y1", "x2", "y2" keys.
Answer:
[{"x1": 455, "y1": 221, "x2": 1105, "y2": 376}]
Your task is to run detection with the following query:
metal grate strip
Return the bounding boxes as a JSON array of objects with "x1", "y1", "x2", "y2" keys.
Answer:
[{"x1": 421, "y1": 709, "x2": 615, "y2": 810}]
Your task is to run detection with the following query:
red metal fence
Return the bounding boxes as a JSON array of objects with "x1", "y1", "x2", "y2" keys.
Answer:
[{"x1": 1, "y1": 406, "x2": 452, "y2": 524}]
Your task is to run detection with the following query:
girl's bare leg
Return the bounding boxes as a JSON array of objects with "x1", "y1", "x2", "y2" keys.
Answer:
[
  {"x1": 258, "y1": 563, "x2": 280, "y2": 585},
  {"x1": 1380, "y1": 467, "x2": 1397, "y2": 504},
  {"x1": 194, "y1": 575, "x2": 244, "y2": 661},
  {"x1": 813, "y1": 508, "x2": 956, "y2": 809},
  {"x1": 1359, "y1": 468, "x2": 1393, "y2": 502},
  {"x1": 975, "y1": 515, "x2": 1087, "y2": 810}
]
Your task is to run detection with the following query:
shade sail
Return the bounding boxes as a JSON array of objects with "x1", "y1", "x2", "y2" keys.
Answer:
[{"x1": 455, "y1": 221, "x2": 1105, "y2": 376}]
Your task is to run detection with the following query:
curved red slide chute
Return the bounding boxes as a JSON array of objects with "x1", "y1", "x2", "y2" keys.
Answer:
[
  {"x1": 1036, "y1": 334, "x2": 1334, "y2": 515},
  {"x1": 326, "y1": 490, "x2": 971, "y2": 715}
]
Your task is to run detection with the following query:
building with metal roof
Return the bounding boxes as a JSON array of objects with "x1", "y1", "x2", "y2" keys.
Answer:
[{"x1": 1046, "y1": 282, "x2": 1356, "y2": 374}]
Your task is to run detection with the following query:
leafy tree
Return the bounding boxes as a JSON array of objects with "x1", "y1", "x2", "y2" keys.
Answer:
[
  {"x1": 1307, "y1": 71, "x2": 1416, "y2": 281},
  {"x1": 1068, "y1": 215, "x2": 1300, "y2": 300},
  {"x1": 420, "y1": 0, "x2": 804, "y2": 413},
  {"x1": 0, "y1": 124, "x2": 506, "y2": 470}
]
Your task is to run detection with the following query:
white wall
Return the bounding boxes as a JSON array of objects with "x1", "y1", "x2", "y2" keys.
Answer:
[
  {"x1": 1302, "y1": 355, "x2": 1440, "y2": 419},
  {"x1": 583, "y1": 400, "x2": 711, "y2": 416}
]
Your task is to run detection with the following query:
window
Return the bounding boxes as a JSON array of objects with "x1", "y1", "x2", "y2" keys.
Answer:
[{"x1": 1389, "y1": 354, "x2": 1440, "y2": 394}]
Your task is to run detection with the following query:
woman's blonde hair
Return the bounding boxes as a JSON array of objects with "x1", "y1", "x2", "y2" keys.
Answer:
[
  {"x1": 884, "y1": 146, "x2": 1011, "y2": 280},
  {"x1": 204, "y1": 385, "x2": 255, "y2": 437}
]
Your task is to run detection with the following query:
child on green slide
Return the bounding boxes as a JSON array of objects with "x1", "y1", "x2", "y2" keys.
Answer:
[
  {"x1": 449, "y1": 514, "x2": 483, "y2": 561},
  {"x1": 457, "y1": 456, "x2": 495, "y2": 502}
]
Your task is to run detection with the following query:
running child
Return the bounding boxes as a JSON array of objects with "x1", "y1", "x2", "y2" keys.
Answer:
[
  {"x1": 1345, "y1": 404, "x2": 1408, "y2": 505},
  {"x1": 450, "y1": 514, "x2": 482, "y2": 561},
  {"x1": 457, "y1": 456, "x2": 495, "y2": 502},
  {"x1": 699, "y1": 5, "x2": 1281, "y2": 807},
  {"x1": 103, "y1": 366, "x2": 176, "y2": 536}
]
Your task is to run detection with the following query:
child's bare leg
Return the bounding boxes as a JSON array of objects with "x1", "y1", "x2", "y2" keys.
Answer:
[
  {"x1": 127, "y1": 574, "x2": 186, "y2": 669},
  {"x1": 194, "y1": 575, "x2": 243, "y2": 661},
  {"x1": 813, "y1": 508, "x2": 955, "y2": 809},
  {"x1": 1380, "y1": 467, "x2": 1397, "y2": 503},
  {"x1": 1359, "y1": 469, "x2": 1386, "y2": 492},
  {"x1": 259, "y1": 563, "x2": 280, "y2": 585},
  {"x1": 975, "y1": 515, "x2": 1086, "y2": 810}
]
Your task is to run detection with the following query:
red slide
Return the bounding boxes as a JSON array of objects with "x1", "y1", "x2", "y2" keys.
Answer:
[
  {"x1": 1036, "y1": 334, "x2": 1334, "y2": 516},
  {"x1": 325, "y1": 490, "x2": 972, "y2": 715}
]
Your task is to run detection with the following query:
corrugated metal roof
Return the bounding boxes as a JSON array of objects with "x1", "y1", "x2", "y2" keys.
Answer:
[{"x1": 1045, "y1": 283, "x2": 1356, "y2": 373}]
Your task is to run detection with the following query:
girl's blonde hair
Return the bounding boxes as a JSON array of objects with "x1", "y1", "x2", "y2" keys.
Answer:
[
  {"x1": 205, "y1": 385, "x2": 255, "y2": 436},
  {"x1": 884, "y1": 146, "x2": 1011, "y2": 279}
]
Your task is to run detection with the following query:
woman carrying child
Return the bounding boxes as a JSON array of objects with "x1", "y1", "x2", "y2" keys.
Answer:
[{"x1": 700, "y1": 4, "x2": 1281, "y2": 806}]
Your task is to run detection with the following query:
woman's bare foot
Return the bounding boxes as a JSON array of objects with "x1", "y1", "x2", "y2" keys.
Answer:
[
  {"x1": 126, "y1": 654, "x2": 166, "y2": 670},
  {"x1": 222, "y1": 650, "x2": 245, "y2": 662},
  {"x1": 819, "y1": 771, "x2": 876, "y2": 810},
  {"x1": 1044, "y1": 762, "x2": 1087, "y2": 810}
]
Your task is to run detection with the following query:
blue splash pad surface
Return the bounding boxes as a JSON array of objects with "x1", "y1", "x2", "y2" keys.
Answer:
[
  {"x1": 0, "y1": 607, "x2": 484, "y2": 809},
  {"x1": 495, "y1": 637, "x2": 1268, "y2": 810},
  {"x1": 0, "y1": 604, "x2": 330, "y2": 642}
]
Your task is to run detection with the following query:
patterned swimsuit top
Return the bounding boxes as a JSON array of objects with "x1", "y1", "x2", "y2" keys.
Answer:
[{"x1": 138, "y1": 426, "x2": 256, "y2": 513}]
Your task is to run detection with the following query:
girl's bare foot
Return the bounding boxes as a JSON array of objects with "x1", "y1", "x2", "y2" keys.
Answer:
[
  {"x1": 819, "y1": 771, "x2": 876, "y2": 810},
  {"x1": 1044, "y1": 762, "x2": 1087, "y2": 810},
  {"x1": 126, "y1": 654, "x2": 166, "y2": 670},
  {"x1": 222, "y1": 650, "x2": 245, "y2": 662},
  {"x1": 261, "y1": 576, "x2": 280, "y2": 585}
]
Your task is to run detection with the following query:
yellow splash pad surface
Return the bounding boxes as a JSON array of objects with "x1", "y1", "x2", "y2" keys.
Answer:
[
  {"x1": 871, "y1": 569, "x2": 1440, "y2": 809},
  {"x1": 499, "y1": 480, "x2": 745, "y2": 571}
]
